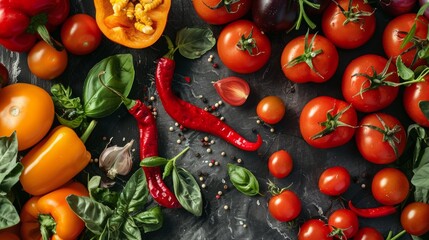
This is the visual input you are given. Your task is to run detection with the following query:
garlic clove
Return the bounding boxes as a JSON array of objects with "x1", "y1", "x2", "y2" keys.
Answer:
[{"x1": 99, "y1": 139, "x2": 135, "y2": 179}]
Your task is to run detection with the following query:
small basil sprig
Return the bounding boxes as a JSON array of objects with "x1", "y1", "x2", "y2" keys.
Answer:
[
  {"x1": 141, "y1": 147, "x2": 203, "y2": 216},
  {"x1": 67, "y1": 169, "x2": 163, "y2": 239},
  {"x1": 227, "y1": 163, "x2": 260, "y2": 196},
  {"x1": 0, "y1": 132, "x2": 23, "y2": 230}
]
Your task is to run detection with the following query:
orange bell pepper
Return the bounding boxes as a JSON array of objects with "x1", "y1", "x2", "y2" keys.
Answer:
[
  {"x1": 20, "y1": 181, "x2": 89, "y2": 240},
  {"x1": 94, "y1": 0, "x2": 171, "y2": 49},
  {"x1": 20, "y1": 125, "x2": 91, "y2": 196}
]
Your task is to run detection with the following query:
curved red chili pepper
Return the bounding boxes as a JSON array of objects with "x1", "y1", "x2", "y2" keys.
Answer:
[
  {"x1": 155, "y1": 57, "x2": 262, "y2": 151},
  {"x1": 348, "y1": 200, "x2": 396, "y2": 218},
  {"x1": 129, "y1": 100, "x2": 181, "y2": 208}
]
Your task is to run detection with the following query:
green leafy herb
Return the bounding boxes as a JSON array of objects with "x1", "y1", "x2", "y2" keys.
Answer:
[
  {"x1": 164, "y1": 28, "x2": 215, "y2": 59},
  {"x1": 227, "y1": 163, "x2": 260, "y2": 196},
  {"x1": 134, "y1": 206, "x2": 163, "y2": 233},
  {"x1": 51, "y1": 83, "x2": 86, "y2": 129},
  {"x1": 140, "y1": 156, "x2": 170, "y2": 167},
  {"x1": 88, "y1": 176, "x2": 119, "y2": 209}
]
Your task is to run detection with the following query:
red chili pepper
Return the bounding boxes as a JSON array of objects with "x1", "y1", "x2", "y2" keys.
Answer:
[
  {"x1": 0, "y1": 0, "x2": 69, "y2": 52},
  {"x1": 348, "y1": 200, "x2": 397, "y2": 218},
  {"x1": 155, "y1": 57, "x2": 263, "y2": 151}
]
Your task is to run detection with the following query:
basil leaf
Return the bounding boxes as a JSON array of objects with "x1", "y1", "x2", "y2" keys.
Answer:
[
  {"x1": 51, "y1": 83, "x2": 85, "y2": 129},
  {"x1": 66, "y1": 195, "x2": 114, "y2": 235},
  {"x1": 163, "y1": 160, "x2": 174, "y2": 179},
  {"x1": 176, "y1": 28, "x2": 216, "y2": 59},
  {"x1": 0, "y1": 164, "x2": 23, "y2": 193},
  {"x1": 88, "y1": 176, "x2": 119, "y2": 209},
  {"x1": 117, "y1": 169, "x2": 148, "y2": 213},
  {"x1": 0, "y1": 132, "x2": 22, "y2": 194},
  {"x1": 412, "y1": 162, "x2": 429, "y2": 188},
  {"x1": 121, "y1": 217, "x2": 141, "y2": 240},
  {"x1": 396, "y1": 56, "x2": 414, "y2": 81},
  {"x1": 172, "y1": 167, "x2": 203, "y2": 216},
  {"x1": 420, "y1": 101, "x2": 429, "y2": 121},
  {"x1": 0, "y1": 197, "x2": 19, "y2": 230},
  {"x1": 140, "y1": 156, "x2": 169, "y2": 167},
  {"x1": 83, "y1": 54, "x2": 135, "y2": 118},
  {"x1": 133, "y1": 206, "x2": 163, "y2": 233},
  {"x1": 227, "y1": 163, "x2": 260, "y2": 196}
]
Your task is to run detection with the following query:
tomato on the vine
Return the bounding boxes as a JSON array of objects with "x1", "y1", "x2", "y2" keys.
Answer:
[
  {"x1": 321, "y1": 0, "x2": 376, "y2": 49},
  {"x1": 403, "y1": 75, "x2": 429, "y2": 127},
  {"x1": 342, "y1": 54, "x2": 400, "y2": 112},
  {"x1": 298, "y1": 219, "x2": 332, "y2": 240},
  {"x1": 281, "y1": 32, "x2": 339, "y2": 83},
  {"x1": 328, "y1": 209, "x2": 359, "y2": 239},
  {"x1": 383, "y1": 13, "x2": 429, "y2": 68},
  {"x1": 192, "y1": 0, "x2": 251, "y2": 25},
  {"x1": 256, "y1": 96, "x2": 286, "y2": 124},
  {"x1": 401, "y1": 202, "x2": 429, "y2": 236},
  {"x1": 355, "y1": 113, "x2": 406, "y2": 164},
  {"x1": 0, "y1": 62, "x2": 9, "y2": 88},
  {"x1": 217, "y1": 20, "x2": 271, "y2": 74},
  {"x1": 61, "y1": 14, "x2": 102, "y2": 55},
  {"x1": 268, "y1": 150, "x2": 293, "y2": 179},
  {"x1": 318, "y1": 166, "x2": 351, "y2": 196},
  {"x1": 299, "y1": 96, "x2": 358, "y2": 149},
  {"x1": 27, "y1": 41, "x2": 68, "y2": 80},
  {"x1": 268, "y1": 189, "x2": 301, "y2": 222},
  {"x1": 371, "y1": 167, "x2": 409, "y2": 206},
  {"x1": 354, "y1": 227, "x2": 384, "y2": 240}
]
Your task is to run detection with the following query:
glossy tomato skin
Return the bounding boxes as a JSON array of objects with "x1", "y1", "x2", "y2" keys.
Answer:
[
  {"x1": 383, "y1": 13, "x2": 429, "y2": 68},
  {"x1": 27, "y1": 41, "x2": 68, "y2": 80},
  {"x1": 356, "y1": 113, "x2": 407, "y2": 164},
  {"x1": 298, "y1": 219, "x2": 332, "y2": 240},
  {"x1": 342, "y1": 54, "x2": 399, "y2": 112},
  {"x1": 354, "y1": 227, "x2": 384, "y2": 240},
  {"x1": 299, "y1": 96, "x2": 358, "y2": 149},
  {"x1": 61, "y1": 14, "x2": 102, "y2": 55},
  {"x1": 192, "y1": 0, "x2": 251, "y2": 25},
  {"x1": 217, "y1": 20, "x2": 271, "y2": 74},
  {"x1": 318, "y1": 166, "x2": 351, "y2": 196},
  {"x1": 0, "y1": 62, "x2": 9, "y2": 88},
  {"x1": 401, "y1": 202, "x2": 429, "y2": 236},
  {"x1": 268, "y1": 190, "x2": 301, "y2": 222},
  {"x1": 322, "y1": 0, "x2": 376, "y2": 49},
  {"x1": 371, "y1": 168, "x2": 410, "y2": 206},
  {"x1": 328, "y1": 209, "x2": 359, "y2": 239},
  {"x1": 403, "y1": 76, "x2": 429, "y2": 127},
  {"x1": 0, "y1": 83, "x2": 55, "y2": 151},
  {"x1": 281, "y1": 33, "x2": 339, "y2": 83},
  {"x1": 256, "y1": 96, "x2": 286, "y2": 124},
  {"x1": 252, "y1": 0, "x2": 298, "y2": 32},
  {"x1": 268, "y1": 150, "x2": 293, "y2": 178}
]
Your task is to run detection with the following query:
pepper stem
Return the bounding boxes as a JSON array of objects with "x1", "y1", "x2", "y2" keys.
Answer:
[
  {"x1": 97, "y1": 71, "x2": 136, "y2": 109},
  {"x1": 38, "y1": 214, "x2": 56, "y2": 240},
  {"x1": 28, "y1": 14, "x2": 64, "y2": 51},
  {"x1": 163, "y1": 35, "x2": 177, "y2": 59},
  {"x1": 80, "y1": 119, "x2": 97, "y2": 143}
]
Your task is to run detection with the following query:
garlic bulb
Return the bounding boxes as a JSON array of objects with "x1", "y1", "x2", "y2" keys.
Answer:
[{"x1": 99, "y1": 139, "x2": 134, "y2": 179}]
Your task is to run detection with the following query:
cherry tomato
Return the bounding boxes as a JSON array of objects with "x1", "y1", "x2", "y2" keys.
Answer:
[
  {"x1": 354, "y1": 227, "x2": 384, "y2": 240},
  {"x1": 371, "y1": 168, "x2": 409, "y2": 206},
  {"x1": 0, "y1": 83, "x2": 55, "y2": 151},
  {"x1": 192, "y1": 0, "x2": 251, "y2": 25},
  {"x1": 298, "y1": 219, "x2": 332, "y2": 240},
  {"x1": 27, "y1": 41, "x2": 68, "y2": 80},
  {"x1": 217, "y1": 20, "x2": 271, "y2": 74},
  {"x1": 61, "y1": 14, "x2": 102, "y2": 55},
  {"x1": 281, "y1": 33, "x2": 338, "y2": 83},
  {"x1": 356, "y1": 113, "x2": 406, "y2": 164},
  {"x1": 401, "y1": 202, "x2": 429, "y2": 236},
  {"x1": 321, "y1": 0, "x2": 376, "y2": 49},
  {"x1": 383, "y1": 13, "x2": 429, "y2": 68},
  {"x1": 268, "y1": 189, "x2": 301, "y2": 222},
  {"x1": 0, "y1": 62, "x2": 9, "y2": 88},
  {"x1": 318, "y1": 166, "x2": 351, "y2": 196},
  {"x1": 403, "y1": 76, "x2": 429, "y2": 127},
  {"x1": 299, "y1": 96, "x2": 358, "y2": 149},
  {"x1": 328, "y1": 209, "x2": 359, "y2": 239},
  {"x1": 342, "y1": 54, "x2": 400, "y2": 112},
  {"x1": 256, "y1": 96, "x2": 286, "y2": 124},
  {"x1": 268, "y1": 150, "x2": 293, "y2": 178}
]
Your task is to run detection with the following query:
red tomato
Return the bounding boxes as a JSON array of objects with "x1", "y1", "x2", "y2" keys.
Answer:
[
  {"x1": 355, "y1": 113, "x2": 406, "y2": 164},
  {"x1": 27, "y1": 41, "x2": 68, "y2": 80},
  {"x1": 403, "y1": 76, "x2": 429, "y2": 127},
  {"x1": 268, "y1": 150, "x2": 293, "y2": 178},
  {"x1": 0, "y1": 62, "x2": 9, "y2": 87},
  {"x1": 383, "y1": 13, "x2": 429, "y2": 68},
  {"x1": 217, "y1": 20, "x2": 271, "y2": 74},
  {"x1": 321, "y1": 0, "x2": 376, "y2": 49},
  {"x1": 318, "y1": 166, "x2": 351, "y2": 196},
  {"x1": 268, "y1": 190, "x2": 301, "y2": 222},
  {"x1": 299, "y1": 96, "x2": 358, "y2": 149},
  {"x1": 256, "y1": 96, "x2": 286, "y2": 124},
  {"x1": 298, "y1": 219, "x2": 332, "y2": 240},
  {"x1": 371, "y1": 168, "x2": 409, "y2": 206},
  {"x1": 281, "y1": 33, "x2": 338, "y2": 83},
  {"x1": 342, "y1": 54, "x2": 400, "y2": 112},
  {"x1": 328, "y1": 209, "x2": 359, "y2": 239},
  {"x1": 192, "y1": 0, "x2": 251, "y2": 25},
  {"x1": 61, "y1": 14, "x2": 102, "y2": 55},
  {"x1": 354, "y1": 227, "x2": 384, "y2": 240},
  {"x1": 401, "y1": 202, "x2": 429, "y2": 236}
]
